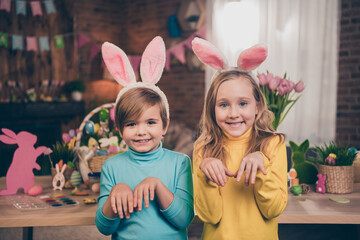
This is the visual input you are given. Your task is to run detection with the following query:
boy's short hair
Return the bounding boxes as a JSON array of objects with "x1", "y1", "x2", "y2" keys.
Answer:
[{"x1": 115, "y1": 87, "x2": 168, "y2": 133}]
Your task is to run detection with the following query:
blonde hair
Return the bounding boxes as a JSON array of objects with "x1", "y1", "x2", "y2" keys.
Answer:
[
  {"x1": 194, "y1": 70, "x2": 285, "y2": 164},
  {"x1": 115, "y1": 87, "x2": 168, "y2": 133}
]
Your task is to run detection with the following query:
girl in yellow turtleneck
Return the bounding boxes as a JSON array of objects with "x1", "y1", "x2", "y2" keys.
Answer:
[{"x1": 192, "y1": 69, "x2": 288, "y2": 240}]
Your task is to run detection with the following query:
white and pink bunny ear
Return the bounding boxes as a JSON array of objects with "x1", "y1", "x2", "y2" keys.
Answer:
[
  {"x1": 140, "y1": 36, "x2": 166, "y2": 84},
  {"x1": 101, "y1": 42, "x2": 136, "y2": 86},
  {"x1": 191, "y1": 37, "x2": 227, "y2": 70},
  {"x1": 237, "y1": 44, "x2": 267, "y2": 71}
]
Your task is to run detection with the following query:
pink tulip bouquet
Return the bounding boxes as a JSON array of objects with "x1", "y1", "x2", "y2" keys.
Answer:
[{"x1": 257, "y1": 72, "x2": 305, "y2": 130}]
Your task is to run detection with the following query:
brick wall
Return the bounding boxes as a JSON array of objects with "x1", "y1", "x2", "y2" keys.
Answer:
[
  {"x1": 337, "y1": 0, "x2": 360, "y2": 148},
  {"x1": 74, "y1": 0, "x2": 204, "y2": 130}
]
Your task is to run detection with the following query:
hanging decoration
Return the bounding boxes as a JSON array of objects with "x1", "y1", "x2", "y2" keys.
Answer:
[
  {"x1": 12, "y1": 35, "x2": 23, "y2": 50},
  {"x1": 30, "y1": 1, "x2": 43, "y2": 16},
  {"x1": 0, "y1": 0, "x2": 57, "y2": 15},
  {"x1": 38, "y1": 36, "x2": 50, "y2": 51},
  {"x1": 54, "y1": 35, "x2": 64, "y2": 49},
  {"x1": 0, "y1": 0, "x2": 11, "y2": 12},
  {"x1": 44, "y1": 0, "x2": 56, "y2": 14},
  {"x1": 0, "y1": 33, "x2": 8, "y2": 47},
  {"x1": 26, "y1": 36, "x2": 38, "y2": 51},
  {"x1": 16, "y1": 0, "x2": 26, "y2": 15}
]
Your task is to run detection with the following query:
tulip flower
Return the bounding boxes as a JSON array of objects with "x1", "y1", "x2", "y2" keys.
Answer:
[{"x1": 257, "y1": 72, "x2": 305, "y2": 130}]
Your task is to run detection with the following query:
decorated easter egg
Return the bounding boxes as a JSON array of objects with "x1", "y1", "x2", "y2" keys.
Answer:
[
  {"x1": 91, "y1": 183, "x2": 100, "y2": 193},
  {"x1": 110, "y1": 107, "x2": 115, "y2": 122},
  {"x1": 69, "y1": 129, "x2": 76, "y2": 138},
  {"x1": 28, "y1": 185, "x2": 43, "y2": 196},
  {"x1": 70, "y1": 170, "x2": 82, "y2": 187},
  {"x1": 85, "y1": 121, "x2": 95, "y2": 134},
  {"x1": 88, "y1": 137, "x2": 99, "y2": 149},
  {"x1": 62, "y1": 133, "x2": 71, "y2": 143},
  {"x1": 94, "y1": 123, "x2": 100, "y2": 134},
  {"x1": 99, "y1": 109, "x2": 109, "y2": 122},
  {"x1": 290, "y1": 185, "x2": 302, "y2": 196}
]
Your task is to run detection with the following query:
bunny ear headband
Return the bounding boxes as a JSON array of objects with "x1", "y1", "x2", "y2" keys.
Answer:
[
  {"x1": 102, "y1": 36, "x2": 169, "y2": 117},
  {"x1": 191, "y1": 37, "x2": 267, "y2": 79}
]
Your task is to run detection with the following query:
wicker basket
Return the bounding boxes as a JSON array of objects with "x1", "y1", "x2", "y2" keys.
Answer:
[
  {"x1": 75, "y1": 102, "x2": 116, "y2": 173},
  {"x1": 88, "y1": 155, "x2": 110, "y2": 173},
  {"x1": 318, "y1": 165, "x2": 354, "y2": 194}
]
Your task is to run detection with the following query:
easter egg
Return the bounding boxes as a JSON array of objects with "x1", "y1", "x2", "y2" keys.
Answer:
[
  {"x1": 110, "y1": 107, "x2": 115, "y2": 122},
  {"x1": 85, "y1": 121, "x2": 95, "y2": 134},
  {"x1": 94, "y1": 123, "x2": 100, "y2": 134},
  {"x1": 99, "y1": 109, "x2": 109, "y2": 122},
  {"x1": 88, "y1": 137, "x2": 99, "y2": 149},
  {"x1": 70, "y1": 170, "x2": 82, "y2": 187},
  {"x1": 28, "y1": 185, "x2": 43, "y2": 196},
  {"x1": 62, "y1": 133, "x2": 71, "y2": 143},
  {"x1": 91, "y1": 183, "x2": 100, "y2": 193},
  {"x1": 69, "y1": 129, "x2": 76, "y2": 138},
  {"x1": 290, "y1": 185, "x2": 302, "y2": 196}
]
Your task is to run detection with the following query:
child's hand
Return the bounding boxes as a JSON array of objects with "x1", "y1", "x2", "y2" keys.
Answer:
[
  {"x1": 133, "y1": 177, "x2": 159, "y2": 211},
  {"x1": 109, "y1": 183, "x2": 134, "y2": 219},
  {"x1": 199, "y1": 157, "x2": 234, "y2": 187},
  {"x1": 235, "y1": 152, "x2": 267, "y2": 185}
]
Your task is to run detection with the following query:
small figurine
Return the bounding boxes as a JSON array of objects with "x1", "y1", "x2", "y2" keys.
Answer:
[
  {"x1": 52, "y1": 163, "x2": 67, "y2": 191},
  {"x1": 316, "y1": 173, "x2": 326, "y2": 193},
  {"x1": 290, "y1": 185, "x2": 302, "y2": 196}
]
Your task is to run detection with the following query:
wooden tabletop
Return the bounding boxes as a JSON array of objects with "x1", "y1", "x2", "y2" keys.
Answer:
[
  {"x1": 1, "y1": 176, "x2": 360, "y2": 228},
  {"x1": 0, "y1": 175, "x2": 98, "y2": 228},
  {"x1": 278, "y1": 184, "x2": 360, "y2": 224}
]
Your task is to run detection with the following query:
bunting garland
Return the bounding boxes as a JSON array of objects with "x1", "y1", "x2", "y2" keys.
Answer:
[{"x1": 0, "y1": 0, "x2": 57, "y2": 15}]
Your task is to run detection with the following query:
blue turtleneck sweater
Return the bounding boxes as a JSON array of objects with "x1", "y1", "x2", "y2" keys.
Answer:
[{"x1": 95, "y1": 142, "x2": 194, "y2": 240}]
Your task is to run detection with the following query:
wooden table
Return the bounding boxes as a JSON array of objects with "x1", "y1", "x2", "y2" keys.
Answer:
[
  {"x1": 1, "y1": 176, "x2": 360, "y2": 239},
  {"x1": 0, "y1": 176, "x2": 98, "y2": 240},
  {"x1": 278, "y1": 184, "x2": 360, "y2": 224}
]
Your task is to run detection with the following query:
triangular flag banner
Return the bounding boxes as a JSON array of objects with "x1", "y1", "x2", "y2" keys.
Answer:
[
  {"x1": 129, "y1": 55, "x2": 141, "y2": 73},
  {"x1": 54, "y1": 35, "x2": 64, "y2": 49},
  {"x1": 184, "y1": 37, "x2": 194, "y2": 49},
  {"x1": 39, "y1": 36, "x2": 50, "y2": 51},
  {"x1": 89, "y1": 43, "x2": 100, "y2": 60},
  {"x1": 165, "y1": 51, "x2": 171, "y2": 72},
  {"x1": 77, "y1": 33, "x2": 89, "y2": 48},
  {"x1": 16, "y1": 0, "x2": 26, "y2": 15},
  {"x1": 12, "y1": 35, "x2": 23, "y2": 50},
  {"x1": 170, "y1": 44, "x2": 186, "y2": 64},
  {"x1": 31, "y1": 1, "x2": 42, "y2": 16},
  {"x1": 44, "y1": 0, "x2": 56, "y2": 14},
  {"x1": 0, "y1": 32, "x2": 8, "y2": 47},
  {"x1": 26, "y1": 36, "x2": 38, "y2": 51},
  {"x1": 0, "y1": 0, "x2": 11, "y2": 12}
]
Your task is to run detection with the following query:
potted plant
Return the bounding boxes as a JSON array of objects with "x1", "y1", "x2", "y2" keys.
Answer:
[
  {"x1": 49, "y1": 142, "x2": 76, "y2": 182},
  {"x1": 65, "y1": 79, "x2": 86, "y2": 101},
  {"x1": 314, "y1": 141, "x2": 356, "y2": 194}
]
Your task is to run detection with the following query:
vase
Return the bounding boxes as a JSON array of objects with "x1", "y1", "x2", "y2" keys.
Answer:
[
  {"x1": 318, "y1": 165, "x2": 354, "y2": 194},
  {"x1": 71, "y1": 91, "x2": 83, "y2": 101}
]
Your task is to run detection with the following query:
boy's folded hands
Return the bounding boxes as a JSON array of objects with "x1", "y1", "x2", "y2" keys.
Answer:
[{"x1": 110, "y1": 177, "x2": 160, "y2": 219}]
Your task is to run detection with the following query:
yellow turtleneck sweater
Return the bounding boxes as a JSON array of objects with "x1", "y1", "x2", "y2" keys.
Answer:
[{"x1": 193, "y1": 128, "x2": 288, "y2": 240}]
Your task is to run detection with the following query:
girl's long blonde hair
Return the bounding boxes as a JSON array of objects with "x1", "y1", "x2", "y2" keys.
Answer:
[{"x1": 194, "y1": 70, "x2": 285, "y2": 164}]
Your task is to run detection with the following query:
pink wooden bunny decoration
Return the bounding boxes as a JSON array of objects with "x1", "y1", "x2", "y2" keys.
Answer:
[
  {"x1": 0, "y1": 128, "x2": 47, "y2": 195},
  {"x1": 316, "y1": 173, "x2": 326, "y2": 194}
]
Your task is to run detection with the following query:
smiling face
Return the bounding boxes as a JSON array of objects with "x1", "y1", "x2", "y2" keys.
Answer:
[
  {"x1": 215, "y1": 76, "x2": 258, "y2": 137},
  {"x1": 120, "y1": 103, "x2": 169, "y2": 153}
]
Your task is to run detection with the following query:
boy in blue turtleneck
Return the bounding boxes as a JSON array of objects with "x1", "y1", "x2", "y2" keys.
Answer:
[{"x1": 95, "y1": 87, "x2": 194, "y2": 240}]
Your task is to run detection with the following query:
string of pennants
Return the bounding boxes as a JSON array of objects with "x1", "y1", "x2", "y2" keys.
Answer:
[
  {"x1": 87, "y1": 26, "x2": 206, "y2": 72},
  {"x1": 1, "y1": 23, "x2": 206, "y2": 72},
  {"x1": 0, "y1": 0, "x2": 56, "y2": 16}
]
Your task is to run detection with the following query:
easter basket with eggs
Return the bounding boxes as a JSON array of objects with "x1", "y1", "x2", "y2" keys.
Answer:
[{"x1": 75, "y1": 103, "x2": 127, "y2": 175}]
